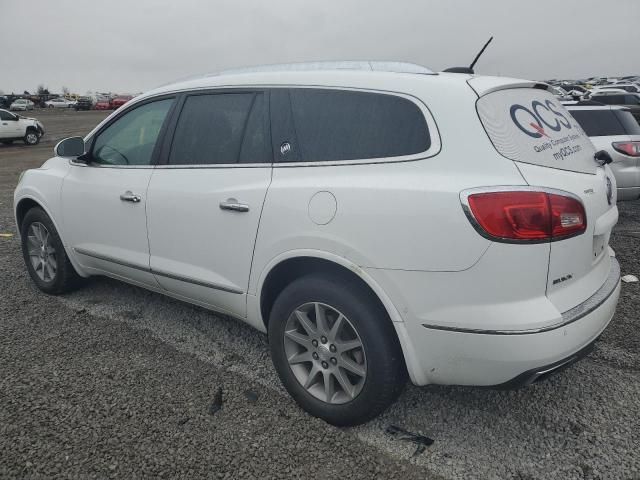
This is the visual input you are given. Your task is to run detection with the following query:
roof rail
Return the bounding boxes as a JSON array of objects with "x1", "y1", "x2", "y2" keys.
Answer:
[{"x1": 218, "y1": 61, "x2": 435, "y2": 76}]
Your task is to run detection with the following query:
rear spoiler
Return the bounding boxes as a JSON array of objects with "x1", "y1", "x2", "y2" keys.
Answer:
[{"x1": 467, "y1": 77, "x2": 550, "y2": 97}]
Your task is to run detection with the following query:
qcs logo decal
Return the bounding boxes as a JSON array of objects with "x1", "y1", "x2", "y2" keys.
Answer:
[{"x1": 510, "y1": 100, "x2": 572, "y2": 139}]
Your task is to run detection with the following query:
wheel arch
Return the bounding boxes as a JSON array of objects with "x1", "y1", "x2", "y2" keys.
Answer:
[
  {"x1": 257, "y1": 252, "x2": 425, "y2": 383},
  {"x1": 14, "y1": 195, "x2": 87, "y2": 278},
  {"x1": 258, "y1": 252, "x2": 405, "y2": 330},
  {"x1": 15, "y1": 196, "x2": 43, "y2": 232}
]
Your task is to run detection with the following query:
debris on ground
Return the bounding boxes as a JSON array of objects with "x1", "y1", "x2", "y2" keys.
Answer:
[
  {"x1": 208, "y1": 387, "x2": 223, "y2": 415},
  {"x1": 386, "y1": 425, "x2": 434, "y2": 457},
  {"x1": 0, "y1": 233, "x2": 13, "y2": 238},
  {"x1": 621, "y1": 275, "x2": 639, "y2": 283},
  {"x1": 244, "y1": 389, "x2": 258, "y2": 404}
]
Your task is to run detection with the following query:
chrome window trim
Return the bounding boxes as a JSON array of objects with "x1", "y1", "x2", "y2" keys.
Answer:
[
  {"x1": 459, "y1": 185, "x2": 586, "y2": 245},
  {"x1": 116, "y1": 84, "x2": 442, "y2": 169}
]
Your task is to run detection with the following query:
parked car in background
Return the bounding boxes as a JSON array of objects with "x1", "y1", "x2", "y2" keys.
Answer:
[
  {"x1": 74, "y1": 96, "x2": 94, "y2": 111},
  {"x1": 586, "y1": 88, "x2": 628, "y2": 98},
  {"x1": 0, "y1": 108, "x2": 44, "y2": 145},
  {"x1": 10, "y1": 99, "x2": 35, "y2": 111},
  {"x1": 568, "y1": 104, "x2": 640, "y2": 201},
  {"x1": 111, "y1": 95, "x2": 133, "y2": 109},
  {"x1": 94, "y1": 98, "x2": 112, "y2": 110},
  {"x1": 560, "y1": 84, "x2": 588, "y2": 100},
  {"x1": 605, "y1": 83, "x2": 640, "y2": 94},
  {"x1": 45, "y1": 97, "x2": 76, "y2": 109},
  {"x1": 14, "y1": 62, "x2": 621, "y2": 425},
  {"x1": 550, "y1": 86, "x2": 573, "y2": 101},
  {"x1": 589, "y1": 93, "x2": 640, "y2": 122}
]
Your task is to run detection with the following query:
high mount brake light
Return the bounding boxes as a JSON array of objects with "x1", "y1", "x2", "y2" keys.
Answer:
[
  {"x1": 612, "y1": 141, "x2": 640, "y2": 157},
  {"x1": 464, "y1": 190, "x2": 586, "y2": 243}
]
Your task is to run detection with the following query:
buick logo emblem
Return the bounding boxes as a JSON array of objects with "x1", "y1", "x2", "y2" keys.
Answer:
[
  {"x1": 606, "y1": 176, "x2": 613, "y2": 205},
  {"x1": 280, "y1": 142, "x2": 291, "y2": 155}
]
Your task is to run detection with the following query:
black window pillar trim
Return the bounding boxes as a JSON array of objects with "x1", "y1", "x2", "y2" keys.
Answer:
[{"x1": 157, "y1": 87, "x2": 276, "y2": 167}]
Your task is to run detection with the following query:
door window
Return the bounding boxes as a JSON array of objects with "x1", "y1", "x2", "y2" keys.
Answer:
[
  {"x1": 92, "y1": 98, "x2": 174, "y2": 166},
  {"x1": 168, "y1": 92, "x2": 270, "y2": 165},
  {"x1": 0, "y1": 110, "x2": 15, "y2": 121}
]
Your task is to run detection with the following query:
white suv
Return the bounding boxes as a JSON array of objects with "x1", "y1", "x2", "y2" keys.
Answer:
[
  {"x1": 0, "y1": 109, "x2": 45, "y2": 145},
  {"x1": 14, "y1": 62, "x2": 621, "y2": 425}
]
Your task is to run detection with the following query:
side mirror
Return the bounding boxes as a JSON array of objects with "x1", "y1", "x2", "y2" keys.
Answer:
[
  {"x1": 594, "y1": 150, "x2": 613, "y2": 166},
  {"x1": 55, "y1": 136, "x2": 86, "y2": 159}
]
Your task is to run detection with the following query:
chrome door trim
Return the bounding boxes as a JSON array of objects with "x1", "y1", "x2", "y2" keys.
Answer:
[
  {"x1": 74, "y1": 247, "x2": 149, "y2": 272},
  {"x1": 150, "y1": 268, "x2": 244, "y2": 294},
  {"x1": 73, "y1": 247, "x2": 244, "y2": 295}
]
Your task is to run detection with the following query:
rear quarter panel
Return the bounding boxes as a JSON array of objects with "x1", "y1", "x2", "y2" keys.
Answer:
[{"x1": 249, "y1": 76, "x2": 528, "y2": 297}]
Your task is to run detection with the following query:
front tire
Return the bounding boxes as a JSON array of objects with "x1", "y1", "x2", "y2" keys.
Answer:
[
  {"x1": 20, "y1": 207, "x2": 83, "y2": 294},
  {"x1": 24, "y1": 130, "x2": 39, "y2": 145},
  {"x1": 268, "y1": 274, "x2": 406, "y2": 426}
]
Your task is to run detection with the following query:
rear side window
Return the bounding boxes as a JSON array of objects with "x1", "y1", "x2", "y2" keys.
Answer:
[
  {"x1": 285, "y1": 89, "x2": 430, "y2": 162},
  {"x1": 592, "y1": 95, "x2": 623, "y2": 105},
  {"x1": 169, "y1": 92, "x2": 269, "y2": 165},
  {"x1": 569, "y1": 110, "x2": 626, "y2": 136},
  {"x1": 615, "y1": 110, "x2": 640, "y2": 135}
]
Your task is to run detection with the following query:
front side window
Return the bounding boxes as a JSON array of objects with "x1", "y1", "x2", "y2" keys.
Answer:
[
  {"x1": 285, "y1": 89, "x2": 430, "y2": 162},
  {"x1": 0, "y1": 110, "x2": 15, "y2": 121},
  {"x1": 168, "y1": 92, "x2": 269, "y2": 165},
  {"x1": 92, "y1": 98, "x2": 173, "y2": 166}
]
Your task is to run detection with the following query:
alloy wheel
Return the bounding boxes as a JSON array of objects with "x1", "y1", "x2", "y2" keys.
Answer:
[
  {"x1": 283, "y1": 302, "x2": 367, "y2": 404},
  {"x1": 26, "y1": 222, "x2": 57, "y2": 282}
]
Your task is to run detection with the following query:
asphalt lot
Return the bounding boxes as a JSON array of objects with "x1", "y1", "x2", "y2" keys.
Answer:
[{"x1": 1, "y1": 109, "x2": 639, "y2": 479}]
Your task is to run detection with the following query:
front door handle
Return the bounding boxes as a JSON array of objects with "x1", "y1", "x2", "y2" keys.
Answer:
[
  {"x1": 219, "y1": 198, "x2": 249, "y2": 212},
  {"x1": 120, "y1": 191, "x2": 142, "y2": 203}
]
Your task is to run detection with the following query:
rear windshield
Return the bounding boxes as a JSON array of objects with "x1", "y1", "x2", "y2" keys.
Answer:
[
  {"x1": 476, "y1": 88, "x2": 596, "y2": 174},
  {"x1": 569, "y1": 110, "x2": 626, "y2": 136}
]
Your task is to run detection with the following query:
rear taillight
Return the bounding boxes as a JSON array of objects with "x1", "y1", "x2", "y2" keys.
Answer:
[
  {"x1": 464, "y1": 190, "x2": 586, "y2": 243},
  {"x1": 612, "y1": 141, "x2": 640, "y2": 157}
]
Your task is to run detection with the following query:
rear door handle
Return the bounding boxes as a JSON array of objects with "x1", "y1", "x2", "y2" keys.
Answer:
[
  {"x1": 219, "y1": 198, "x2": 249, "y2": 212},
  {"x1": 120, "y1": 191, "x2": 141, "y2": 203}
]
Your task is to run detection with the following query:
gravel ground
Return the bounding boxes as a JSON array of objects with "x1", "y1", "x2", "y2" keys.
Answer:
[{"x1": 0, "y1": 110, "x2": 639, "y2": 479}]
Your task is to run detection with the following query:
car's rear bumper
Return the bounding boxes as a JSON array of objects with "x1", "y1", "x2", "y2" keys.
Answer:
[{"x1": 378, "y1": 257, "x2": 620, "y2": 386}]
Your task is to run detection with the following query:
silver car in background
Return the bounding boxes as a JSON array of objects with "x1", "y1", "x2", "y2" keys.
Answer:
[
  {"x1": 9, "y1": 99, "x2": 35, "y2": 111},
  {"x1": 567, "y1": 104, "x2": 640, "y2": 201}
]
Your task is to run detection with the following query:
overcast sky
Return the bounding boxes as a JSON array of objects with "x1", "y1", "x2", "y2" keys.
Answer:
[{"x1": 2, "y1": 0, "x2": 639, "y2": 95}]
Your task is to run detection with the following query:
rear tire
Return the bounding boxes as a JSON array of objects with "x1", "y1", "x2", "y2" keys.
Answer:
[
  {"x1": 268, "y1": 274, "x2": 406, "y2": 426},
  {"x1": 20, "y1": 207, "x2": 83, "y2": 294}
]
